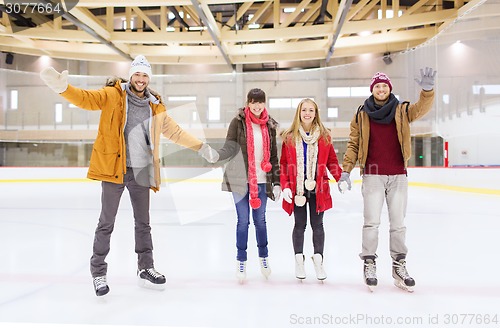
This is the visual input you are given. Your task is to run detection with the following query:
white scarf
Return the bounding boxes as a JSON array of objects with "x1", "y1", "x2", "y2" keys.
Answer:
[{"x1": 295, "y1": 125, "x2": 320, "y2": 207}]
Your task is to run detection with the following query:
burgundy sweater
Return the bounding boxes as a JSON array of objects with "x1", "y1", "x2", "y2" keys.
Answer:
[{"x1": 364, "y1": 119, "x2": 406, "y2": 175}]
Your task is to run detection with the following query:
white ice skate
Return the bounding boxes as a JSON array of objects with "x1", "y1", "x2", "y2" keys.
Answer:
[
  {"x1": 259, "y1": 257, "x2": 271, "y2": 279},
  {"x1": 311, "y1": 253, "x2": 327, "y2": 282},
  {"x1": 295, "y1": 253, "x2": 306, "y2": 280},
  {"x1": 236, "y1": 261, "x2": 246, "y2": 284}
]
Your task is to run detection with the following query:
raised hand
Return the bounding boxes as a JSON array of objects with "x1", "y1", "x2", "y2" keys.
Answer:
[
  {"x1": 40, "y1": 67, "x2": 69, "y2": 94},
  {"x1": 414, "y1": 67, "x2": 437, "y2": 91}
]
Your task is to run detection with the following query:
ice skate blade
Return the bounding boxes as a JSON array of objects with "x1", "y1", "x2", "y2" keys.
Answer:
[
  {"x1": 95, "y1": 290, "x2": 109, "y2": 297},
  {"x1": 95, "y1": 286, "x2": 110, "y2": 297},
  {"x1": 236, "y1": 272, "x2": 246, "y2": 284},
  {"x1": 394, "y1": 280, "x2": 414, "y2": 293},
  {"x1": 367, "y1": 285, "x2": 376, "y2": 292},
  {"x1": 137, "y1": 277, "x2": 166, "y2": 291}
]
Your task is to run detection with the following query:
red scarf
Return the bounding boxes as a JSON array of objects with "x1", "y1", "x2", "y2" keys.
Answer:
[{"x1": 244, "y1": 107, "x2": 271, "y2": 209}]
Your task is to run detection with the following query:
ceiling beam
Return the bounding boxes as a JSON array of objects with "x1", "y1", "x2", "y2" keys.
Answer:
[
  {"x1": 280, "y1": 0, "x2": 312, "y2": 28},
  {"x1": 336, "y1": 27, "x2": 435, "y2": 48},
  {"x1": 132, "y1": 6, "x2": 160, "y2": 32},
  {"x1": 62, "y1": 4, "x2": 132, "y2": 60},
  {"x1": 190, "y1": 0, "x2": 233, "y2": 68},
  {"x1": 341, "y1": 9, "x2": 458, "y2": 34},
  {"x1": 326, "y1": 0, "x2": 353, "y2": 62}
]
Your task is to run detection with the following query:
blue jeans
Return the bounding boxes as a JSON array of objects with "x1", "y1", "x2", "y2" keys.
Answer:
[{"x1": 232, "y1": 183, "x2": 269, "y2": 262}]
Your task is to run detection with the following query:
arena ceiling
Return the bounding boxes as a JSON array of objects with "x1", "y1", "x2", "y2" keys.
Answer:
[{"x1": 0, "y1": 0, "x2": 487, "y2": 69}]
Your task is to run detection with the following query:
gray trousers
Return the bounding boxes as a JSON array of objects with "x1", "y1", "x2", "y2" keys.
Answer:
[
  {"x1": 359, "y1": 174, "x2": 408, "y2": 261},
  {"x1": 90, "y1": 168, "x2": 154, "y2": 277}
]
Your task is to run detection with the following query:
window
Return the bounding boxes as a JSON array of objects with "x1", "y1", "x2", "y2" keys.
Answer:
[
  {"x1": 328, "y1": 86, "x2": 370, "y2": 98},
  {"x1": 55, "y1": 103, "x2": 63, "y2": 123},
  {"x1": 291, "y1": 98, "x2": 307, "y2": 109},
  {"x1": 168, "y1": 96, "x2": 197, "y2": 102},
  {"x1": 269, "y1": 98, "x2": 313, "y2": 109},
  {"x1": 378, "y1": 9, "x2": 403, "y2": 19},
  {"x1": 208, "y1": 97, "x2": 220, "y2": 121},
  {"x1": 442, "y1": 94, "x2": 450, "y2": 104},
  {"x1": 350, "y1": 87, "x2": 371, "y2": 98},
  {"x1": 269, "y1": 98, "x2": 291, "y2": 108},
  {"x1": 122, "y1": 18, "x2": 134, "y2": 30},
  {"x1": 10, "y1": 90, "x2": 18, "y2": 110},
  {"x1": 328, "y1": 107, "x2": 339, "y2": 118},
  {"x1": 327, "y1": 87, "x2": 350, "y2": 98},
  {"x1": 472, "y1": 85, "x2": 500, "y2": 95}
]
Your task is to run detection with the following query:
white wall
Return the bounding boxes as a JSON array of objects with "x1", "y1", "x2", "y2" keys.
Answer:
[{"x1": 437, "y1": 103, "x2": 500, "y2": 166}]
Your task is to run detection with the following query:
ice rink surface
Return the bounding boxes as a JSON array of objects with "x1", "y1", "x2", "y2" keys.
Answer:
[{"x1": 1, "y1": 167, "x2": 499, "y2": 328}]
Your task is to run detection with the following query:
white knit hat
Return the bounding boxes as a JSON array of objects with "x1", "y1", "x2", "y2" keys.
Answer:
[{"x1": 129, "y1": 55, "x2": 152, "y2": 79}]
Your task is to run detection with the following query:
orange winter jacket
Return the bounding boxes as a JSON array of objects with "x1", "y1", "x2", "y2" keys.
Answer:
[{"x1": 60, "y1": 79, "x2": 203, "y2": 191}]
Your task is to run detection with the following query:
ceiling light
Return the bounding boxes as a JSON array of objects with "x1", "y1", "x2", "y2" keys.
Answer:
[{"x1": 358, "y1": 31, "x2": 372, "y2": 37}]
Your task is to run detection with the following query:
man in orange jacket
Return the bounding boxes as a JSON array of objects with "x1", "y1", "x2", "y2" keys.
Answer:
[{"x1": 40, "y1": 55, "x2": 217, "y2": 296}]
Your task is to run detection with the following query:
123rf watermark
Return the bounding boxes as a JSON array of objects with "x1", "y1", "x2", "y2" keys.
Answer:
[{"x1": 289, "y1": 313, "x2": 500, "y2": 326}]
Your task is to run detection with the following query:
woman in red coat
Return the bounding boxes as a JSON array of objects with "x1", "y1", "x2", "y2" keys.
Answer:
[{"x1": 280, "y1": 98, "x2": 343, "y2": 281}]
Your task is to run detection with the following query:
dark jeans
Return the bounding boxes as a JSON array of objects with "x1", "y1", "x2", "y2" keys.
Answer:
[
  {"x1": 232, "y1": 183, "x2": 269, "y2": 262},
  {"x1": 292, "y1": 190, "x2": 325, "y2": 255},
  {"x1": 90, "y1": 167, "x2": 154, "y2": 277}
]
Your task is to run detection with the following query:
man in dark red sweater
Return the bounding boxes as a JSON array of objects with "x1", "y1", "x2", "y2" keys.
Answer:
[{"x1": 339, "y1": 68, "x2": 436, "y2": 292}]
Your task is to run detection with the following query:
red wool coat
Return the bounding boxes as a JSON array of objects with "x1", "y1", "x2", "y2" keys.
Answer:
[{"x1": 280, "y1": 136, "x2": 343, "y2": 215}]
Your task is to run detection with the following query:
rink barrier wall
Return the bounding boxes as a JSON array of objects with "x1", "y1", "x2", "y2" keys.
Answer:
[{"x1": 0, "y1": 167, "x2": 499, "y2": 196}]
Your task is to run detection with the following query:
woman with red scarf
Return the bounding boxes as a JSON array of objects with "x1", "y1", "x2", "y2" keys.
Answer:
[
  {"x1": 280, "y1": 98, "x2": 343, "y2": 281},
  {"x1": 201, "y1": 89, "x2": 281, "y2": 283}
]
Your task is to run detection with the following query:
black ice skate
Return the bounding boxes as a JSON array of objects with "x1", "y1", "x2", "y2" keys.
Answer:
[
  {"x1": 93, "y1": 275, "x2": 110, "y2": 296},
  {"x1": 363, "y1": 258, "x2": 378, "y2": 292},
  {"x1": 392, "y1": 258, "x2": 415, "y2": 292},
  {"x1": 137, "y1": 268, "x2": 166, "y2": 290}
]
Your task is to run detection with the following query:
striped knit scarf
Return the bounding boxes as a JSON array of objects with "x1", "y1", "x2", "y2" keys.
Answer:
[
  {"x1": 294, "y1": 125, "x2": 320, "y2": 207},
  {"x1": 245, "y1": 107, "x2": 271, "y2": 209}
]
